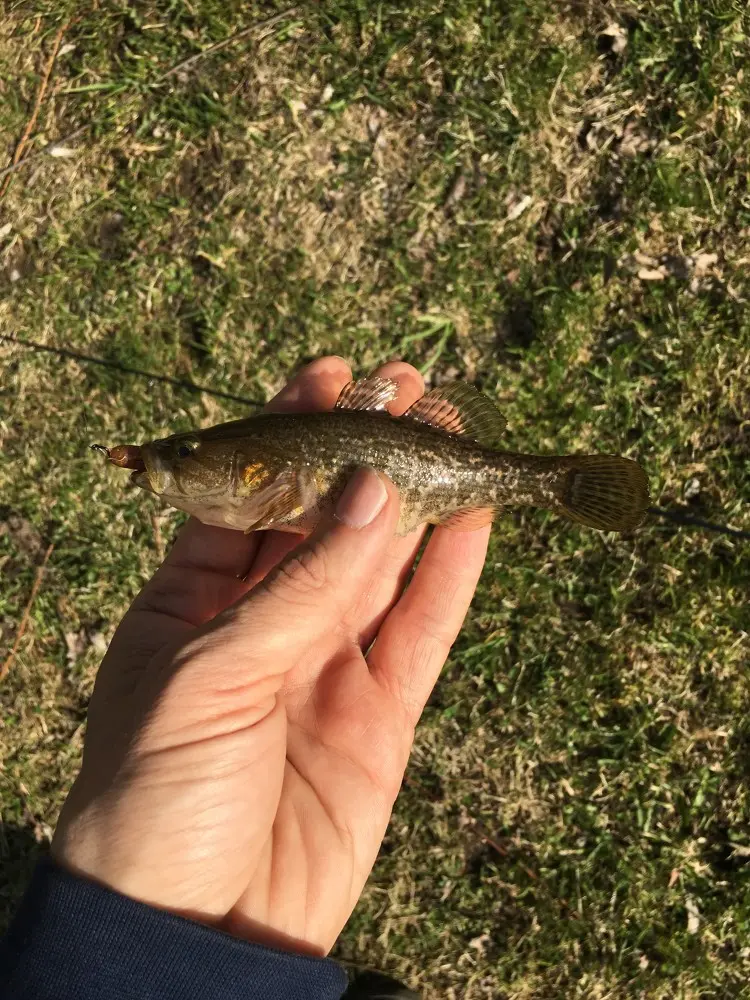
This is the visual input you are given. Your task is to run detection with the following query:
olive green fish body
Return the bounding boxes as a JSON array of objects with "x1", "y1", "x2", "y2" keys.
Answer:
[
  {"x1": 246, "y1": 410, "x2": 502, "y2": 533},
  {"x1": 232, "y1": 411, "x2": 575, "y2": 531},
  {"x1": 111, "y1": 375, "x2": 650, "y2": 536}
]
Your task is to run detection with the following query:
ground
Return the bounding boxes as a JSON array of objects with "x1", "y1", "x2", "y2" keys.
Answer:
[{"x1": 1, "y1": 2, "x2": 750, "y2": 997}]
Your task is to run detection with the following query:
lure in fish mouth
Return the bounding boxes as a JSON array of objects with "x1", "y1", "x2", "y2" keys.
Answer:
[
  {"x1": 96, "y1": 441, "x2": 205, "y2": 495},
  {"x1": 97, "y1": 375, "x2": 650, "y2": 536}
]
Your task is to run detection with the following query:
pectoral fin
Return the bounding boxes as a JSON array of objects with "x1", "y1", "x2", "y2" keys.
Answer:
[{"x1": 242, "y1": 467, "x2": 314, "y2": 533}]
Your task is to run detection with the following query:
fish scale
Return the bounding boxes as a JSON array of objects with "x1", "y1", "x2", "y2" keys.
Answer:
[{"x1": 234, "y1": 410, "x2": 550, "y2": 531}]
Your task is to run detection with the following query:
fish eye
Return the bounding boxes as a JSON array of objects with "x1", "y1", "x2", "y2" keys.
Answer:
[{"x1": 175, "y1": 439, "x2": 199, "y2": 459}]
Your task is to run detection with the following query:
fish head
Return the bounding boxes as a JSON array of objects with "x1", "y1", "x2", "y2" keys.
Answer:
[
  {"x1": 105, "y1": 414, "x2": 307, "y2": 531},
  {"x1": 131, "y1": 421, "x2": 289, "y2": 503},
  {"x1": 132, "y1": 430, "x2": 238, "y2": 499}
]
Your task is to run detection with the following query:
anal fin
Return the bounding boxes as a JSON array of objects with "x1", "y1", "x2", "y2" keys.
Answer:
[{"x1": 439, "y1": 506, "x2": 500, "y2": 531}]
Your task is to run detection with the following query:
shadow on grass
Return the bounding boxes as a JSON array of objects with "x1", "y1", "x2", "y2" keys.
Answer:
[{"x1": 0, "y1": 823, "x2": 46, "y2": 935}]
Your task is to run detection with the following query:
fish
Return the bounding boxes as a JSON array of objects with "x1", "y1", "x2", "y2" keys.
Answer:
[{"x1": 101, "y1": 374, "x2": 650, "y2": 536}]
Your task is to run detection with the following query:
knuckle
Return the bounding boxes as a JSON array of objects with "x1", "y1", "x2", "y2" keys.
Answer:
[{"x1": 262, "y1": 542, "x2": 331, "y2": 604}]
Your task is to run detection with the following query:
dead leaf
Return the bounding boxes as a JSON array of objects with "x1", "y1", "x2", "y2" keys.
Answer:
[
  {"x1": 88, "y1": 631, "x2": 109, "y2": 656},
  {"x1": 444, "y1": 171, "x2": 467, "y2": 211},
  {"x1": 507, "y1": 195, "x2": 532, "y2": 221},
  {"x1": 64, "y1": 627, "x2": 108, "y2": 664},
  {"x1": 287, "y1": 98, "x2": 306, "y2": 126},
  {"x1": 619, "y1": 121, "x2": 654, "y2": 158},
  {"x1": 638, "y1": 268, "x2": 666, "y2": 281},
  {"x1": 693, "y1": 252, "x2": 719, "y2": 275},
  {"x1": 683, "y1": 477, "x2": 701, "y2": 500},
  {"x1": 469, "y1": 933, "x2": 491, "y2": 955},
  {"x1": 634, "y1": 252, "x2": 658, "y2": 267}
]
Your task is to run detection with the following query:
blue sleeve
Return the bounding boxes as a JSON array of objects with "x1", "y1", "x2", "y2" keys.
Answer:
[{"x1": 0, "y1": 857, "x2": 348, "y2": 1000}]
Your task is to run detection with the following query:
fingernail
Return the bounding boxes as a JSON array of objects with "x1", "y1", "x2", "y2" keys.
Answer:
[{"x1": 335, "y1": 467, "x2": 388, "y2": 529}]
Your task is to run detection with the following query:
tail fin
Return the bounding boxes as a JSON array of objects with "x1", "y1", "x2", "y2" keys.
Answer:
[{"x1": 552, "y1": 456, "x2": 650, "y2": 532}]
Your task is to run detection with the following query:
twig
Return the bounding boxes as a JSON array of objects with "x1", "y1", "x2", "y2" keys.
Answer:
[
  {"x1": 0, "y1": 543, "x2": 54, "y2": 683},
  {"x1": 0, "y1": 20, "x2": 69, "y2": 199},
  {"x1": 160, "y1": 7, "x2": 301, "y2": 80},
  {"x1": 0, "y1": 6, "x2": 301, "y2": 183},
  {"x1": 473, "y1": 821, "x2": 536, "y2": 881},
  {"x1": 0, "y1": 124, "x2": 88, "y2": 183}
]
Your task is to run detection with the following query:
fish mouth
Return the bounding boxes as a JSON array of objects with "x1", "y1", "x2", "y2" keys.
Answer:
[
  {"x1": 134, "y1": 444, "x2": 177, "y2": 496},
  {"x1": 130, "y1": 468, "x2": 153, "y2": 491}
]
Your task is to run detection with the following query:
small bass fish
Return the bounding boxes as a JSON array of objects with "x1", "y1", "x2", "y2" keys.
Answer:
[{"x1": 102, "y1": 375, "x2": 650, "y2": 535}]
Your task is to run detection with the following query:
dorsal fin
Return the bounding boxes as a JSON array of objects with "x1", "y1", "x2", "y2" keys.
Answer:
[
  {"x1": 334, "y1": 375, "x2": 400, "y2": 412},
  {"x1": 403, "y1": 382, "x2": 506, "y2": 448}
]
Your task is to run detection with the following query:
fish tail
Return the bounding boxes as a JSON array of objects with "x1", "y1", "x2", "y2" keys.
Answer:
[{"x1": 548, "y1": 456, "x2": 650, "y2": 532}]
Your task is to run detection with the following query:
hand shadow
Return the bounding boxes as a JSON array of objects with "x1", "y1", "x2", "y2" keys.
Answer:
[
  {"x1": 342, "y1": 969, "x2": 421, "y2": 999},
  {"x1": 0, "y1": 822, "x2": 46, "y2": 934}
]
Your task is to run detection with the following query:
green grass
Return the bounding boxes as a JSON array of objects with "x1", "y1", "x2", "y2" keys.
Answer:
[{"x1": 2, "y1": 2, "x2": 750, "y2": 996}]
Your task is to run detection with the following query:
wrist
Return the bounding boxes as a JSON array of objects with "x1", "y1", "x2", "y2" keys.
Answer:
[
  {"x1": 4, "y1": 856, "x2": 349, "y2": 1000},
  {"x1": 51, "y1": 805, "x2": 337, "y2": 960}
]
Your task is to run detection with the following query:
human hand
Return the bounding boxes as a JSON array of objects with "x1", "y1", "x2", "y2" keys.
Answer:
[{"x1": 52, "y1": 357, "x2": 491, "y2": 956}]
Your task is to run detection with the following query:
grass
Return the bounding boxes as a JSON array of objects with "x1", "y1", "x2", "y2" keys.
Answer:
[{"x1": 2, "y1": 1, "x2": 750, "y2": 996}]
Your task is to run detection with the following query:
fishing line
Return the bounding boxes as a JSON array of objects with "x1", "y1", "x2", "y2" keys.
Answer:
[
  {"x1": 0, "y1": 333, "x2": 263, "y2": 407},
  {"x1": 647, "y1": 506, "x2": 750, "y2": 541},
  {"x1": 2, "y1": 332, "x2": 747, "y2": 542}
]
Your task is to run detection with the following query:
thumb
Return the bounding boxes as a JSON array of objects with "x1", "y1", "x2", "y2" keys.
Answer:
[{"x1": 207, "y1": 467, "x2": 400, "y2": 666}]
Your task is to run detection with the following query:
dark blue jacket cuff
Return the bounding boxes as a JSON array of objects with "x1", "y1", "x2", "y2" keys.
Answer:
[{"x1": 0, "y1": 857, "x2": 348, "y2": 1000}]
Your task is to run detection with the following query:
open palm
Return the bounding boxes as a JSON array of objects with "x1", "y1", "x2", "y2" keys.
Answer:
[{"x1": 52, "y1": 357, "x2": 490, "y2": 955}]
